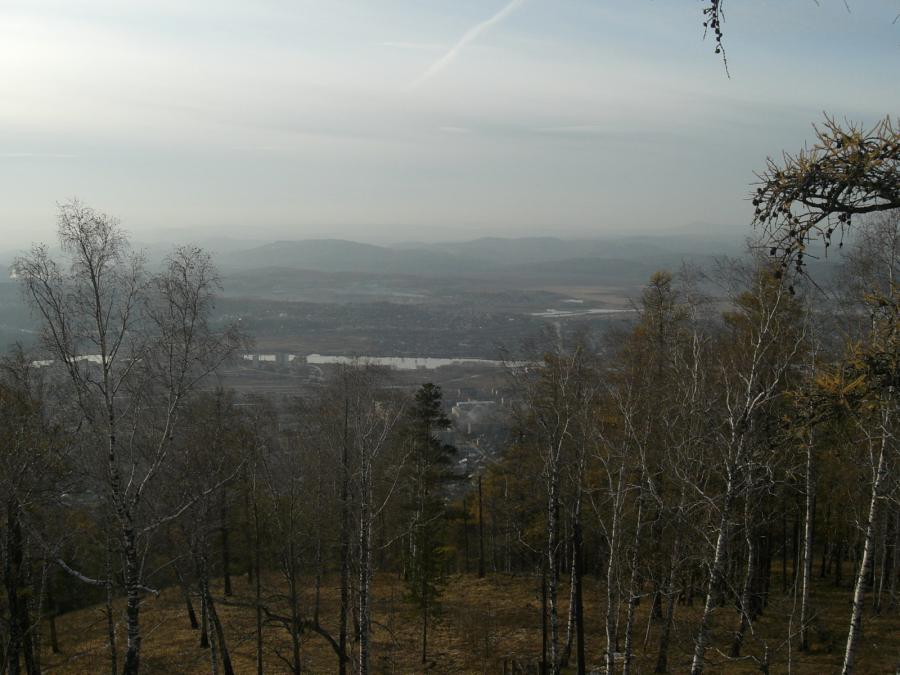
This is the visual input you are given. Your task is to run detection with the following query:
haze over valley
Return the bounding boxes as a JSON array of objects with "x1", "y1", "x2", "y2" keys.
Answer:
[{"x1": 2, "y1": 230, "x2": 745, "y2": 365}]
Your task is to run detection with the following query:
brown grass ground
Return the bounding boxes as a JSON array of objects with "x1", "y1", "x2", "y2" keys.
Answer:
[{"x1": 43, "y1": 569, "x2": 899, "y2": 674}]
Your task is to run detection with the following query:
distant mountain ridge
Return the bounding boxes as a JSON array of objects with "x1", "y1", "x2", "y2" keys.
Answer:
[
  {"x1": 221, "y1": 239, "x2": 489, "y2": 277},
  {"x1": 220, "y1": 232, "x2": 744, "y2": 280}
]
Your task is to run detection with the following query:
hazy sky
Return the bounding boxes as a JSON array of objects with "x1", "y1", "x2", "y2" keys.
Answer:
[{"x1": 1, "y1": 1, "x2": 897, "y2": 247}]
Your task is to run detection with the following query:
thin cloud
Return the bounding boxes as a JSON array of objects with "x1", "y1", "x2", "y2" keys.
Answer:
[
  {"x1": 408, "y1": 0, "x2": 526, "y2": 89},
  {"x1": 0, "y1": 152, "x2": 76, "y2": 159},
  {"x1": 380, "y1": 41, "x2": 443, "y2": 50}
]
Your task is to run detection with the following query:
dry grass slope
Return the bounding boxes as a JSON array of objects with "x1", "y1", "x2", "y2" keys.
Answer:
[{"x1": 45, "y1": 571, "x2": 899, "y2": 674}]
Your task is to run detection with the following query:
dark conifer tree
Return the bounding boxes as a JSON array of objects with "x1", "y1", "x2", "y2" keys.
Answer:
[{"x1": 403, "y1": 383, "x2": 456, "y2": 664}]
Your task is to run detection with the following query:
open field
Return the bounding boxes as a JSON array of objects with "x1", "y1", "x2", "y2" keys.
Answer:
[
  {"x1": 536, "y1": 287, "x2": 634, "y2": 307},
  {"x1": 44, "y1": 570, "x2": 899, "y2": 674}
]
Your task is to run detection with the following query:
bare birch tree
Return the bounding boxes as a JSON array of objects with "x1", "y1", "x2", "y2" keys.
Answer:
[
  {"x1": 13, "y1": 201, "x2": 240, "y2": 674},
  {"x1": 690, "y1": 260, "x2": 807, "y2": 675},
  {"x1": 833, "y1": 212, "x2": 900, "y2": 675}
]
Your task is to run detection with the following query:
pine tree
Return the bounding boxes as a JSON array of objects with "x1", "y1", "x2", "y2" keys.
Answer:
[{"x1": 403, "y1": 383, "x2": 456, "y2": 664}]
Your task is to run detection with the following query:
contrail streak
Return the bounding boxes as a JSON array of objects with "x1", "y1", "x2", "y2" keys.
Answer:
[{"x1": 409, "y1": 0, "x2": 526, "y2": 88}]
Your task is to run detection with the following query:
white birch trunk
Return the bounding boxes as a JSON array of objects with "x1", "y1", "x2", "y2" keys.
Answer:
[
  {"x1": 547, "y1": 463, "x2": 561, "y2": 674},
  {"x1": 691, "y1": 480, "x2": 734, "y2": 675},
  {"x1": 621, "y1": 492, "x2": 644, "y2": 675},
  {"x1": 841, "y1": 428, "x2": 889, "y2": 675},
  {"x1": 799, "y1": 435, "x2": 816, "y2": 651},
  {"x1": 605, "y1": 464, "x2": 625, "y2": 675}
]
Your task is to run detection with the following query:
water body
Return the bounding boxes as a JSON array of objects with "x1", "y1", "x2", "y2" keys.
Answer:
[
  {"x1": 36, "y1": 353, "x2": 517, "y2": 371},
  {"x1": 242, "y1": 353, "x2": 515, "y2": 370},
  {"x1": 32, "y1": 354, "x2": 106, "y2": 368},
  {"x1": 530, "y1": 308, "x2": 636, "y2": 318},
  {"x1": 305, "y1": 354, "x2": 510, "y2": 370}
]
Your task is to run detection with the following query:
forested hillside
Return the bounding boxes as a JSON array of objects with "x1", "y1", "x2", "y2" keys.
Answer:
[{"x1": 1, "y1": 193, "x2": 898, "y2": 674}]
